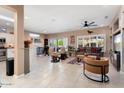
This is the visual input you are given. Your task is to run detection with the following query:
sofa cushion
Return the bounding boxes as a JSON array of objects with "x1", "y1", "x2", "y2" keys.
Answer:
[
  {"x1": 91, "y1": 47, "x2": 97, "y2": 53},
  {"x1": 79, "y1": 48, "x2": 86, "y2": 52}
]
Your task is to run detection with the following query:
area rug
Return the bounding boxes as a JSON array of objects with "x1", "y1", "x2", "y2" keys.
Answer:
[{"x1": 66, "y1": 57, "x2": 83, "y2": 65}]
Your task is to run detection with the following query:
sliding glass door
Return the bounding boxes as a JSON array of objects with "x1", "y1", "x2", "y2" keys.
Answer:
[
  {"x1": 77, "y1": 34, "x2": 106, "y2": 52},
  {"x1": 49, "y1": 37, "x2": 68, "y2": 49}
]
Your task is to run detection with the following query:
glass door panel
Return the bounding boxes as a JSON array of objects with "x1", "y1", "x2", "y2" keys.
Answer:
[
  {"x1": 90, "y1": 35, "x2": 97, "y2": 47},
  {"x1": 77, "y1": 36, "x2": 83, "y2": 48},
  {"x1": 77, "y1": 34, "x2": 106, "y2": 52},
  {"x1": 83, "y1": 36, "x2": 90, "y2": 47}
]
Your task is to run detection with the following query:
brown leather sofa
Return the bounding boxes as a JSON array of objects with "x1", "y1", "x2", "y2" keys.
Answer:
[{"x1": 83, "y1": 56, "x2": 109, "y2": 82}]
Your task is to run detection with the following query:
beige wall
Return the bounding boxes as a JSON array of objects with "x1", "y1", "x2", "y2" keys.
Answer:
[
  {"x1": 0, "y1": 29, "x2": 33, "y2": 46},
  {"x1": 24, "y1": 31, "x2": 45, "y2": 47},
  {"x1": 6, "y1": 25, "x2": 33, "y2": 41},
  {"x1": 7, "y1": 26, "x2": 14, "y2": 33},
  {"x1": 40, "y1": 33, "x2": 45, "y2": 47},
  {"x1": 5, "y1": 5, "x2": 25, "y2": 76},
  {"x1": 24, "y1": 31, "x2": 31, "y2": 41},
  {"x1": 14, "y1": 6, "x2": 24, "y2": 76},
  {"x1": 110, "y1": 6, "x2": 124, "y2": 71},
  {"x1": 46, "y1": 26, "x2": 111, "y2": 55}
]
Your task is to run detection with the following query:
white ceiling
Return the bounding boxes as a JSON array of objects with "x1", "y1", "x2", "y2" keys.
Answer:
[
  {"x1": 0, "y1": 6, "x2": 121, "y2": 34},
  {"x1": 24, "y1": 5, "x2": 121, "y2": 34}
]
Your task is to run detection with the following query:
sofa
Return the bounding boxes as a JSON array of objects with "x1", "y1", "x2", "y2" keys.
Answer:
[{"x1": 76, "y1": 47, "x2": 104, "y2": 57}]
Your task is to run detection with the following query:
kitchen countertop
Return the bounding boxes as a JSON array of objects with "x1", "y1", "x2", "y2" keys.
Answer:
[
  {"x1": 5, "y1": 46, "x2": 14, "y2": 48},
  {"x1": 3, "y1": 47, "x2": 14, "y2": 49}
]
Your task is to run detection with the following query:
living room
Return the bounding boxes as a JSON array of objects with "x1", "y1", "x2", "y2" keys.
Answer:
[
  {"x1": 25, "y1": 5, "x2": 123, "y2": 84},
  {"x1": 24, "y1": 5, "x2": 124, "y2": 84},
  {"x1": 0, "y1": 5, "x2": 124, "y2": 88}
]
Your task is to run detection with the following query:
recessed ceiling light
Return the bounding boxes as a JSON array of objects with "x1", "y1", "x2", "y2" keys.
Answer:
[{"x1": 0, "y1": 15, "x2": 14, "y2": 22}]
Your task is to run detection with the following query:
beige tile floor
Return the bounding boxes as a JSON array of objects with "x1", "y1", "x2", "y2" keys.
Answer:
[{"x1": 0, "y1": 49, "x2": 124, "y2": 88}]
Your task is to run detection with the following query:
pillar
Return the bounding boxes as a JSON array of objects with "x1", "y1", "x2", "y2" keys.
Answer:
[{"x1": 5, "y1": 5, "x2": 24, "y2": 76}]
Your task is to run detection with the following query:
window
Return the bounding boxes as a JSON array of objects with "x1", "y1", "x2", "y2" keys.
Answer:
[
  {"x1": 34, "y1": 38, "x2": 41, "y2": 43},
  {"x1": 49, "y1": 38, "x2": 68, "y2": 48},
  {"x1": 77, "y1": 34, "x2": 106, "y2": 51},
  {"x1": 77, "y1": 36, "x2": 83, "y2": 48}
]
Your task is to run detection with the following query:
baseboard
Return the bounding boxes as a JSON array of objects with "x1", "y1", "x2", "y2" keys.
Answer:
[{"x1": 13, "y1": 73, "x2": 25, "y2": 79}]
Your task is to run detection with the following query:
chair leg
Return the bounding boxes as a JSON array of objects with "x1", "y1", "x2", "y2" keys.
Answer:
[
  {"x1": 101, "y1": 74, "x2": 104, "y2": 82},
  {"x1": 77, "y1": 58, "x2": 81, "y2": 62},
  {"x1": 104, "y1": 75, "x2": 109, "y2": 82},
  {"x1": 83, "y1": 64, "x2": 109, "y2": 83},
  {"x1": 101, "y1": 67, "x2": 104, "y2": 82}
]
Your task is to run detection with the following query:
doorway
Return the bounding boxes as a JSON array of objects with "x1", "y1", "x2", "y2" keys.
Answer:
[
  {"x1": 0, "y1": 6, "x2": 15, "y2": 86},
  {"x1": 0, "y1": 6, "x2": 25, "y2": 87}
]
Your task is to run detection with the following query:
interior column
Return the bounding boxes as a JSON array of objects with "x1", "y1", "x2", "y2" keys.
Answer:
[
  {"x1": 120, "y1": 6, "x2": 124, "y2": 72},
  {"x1": 121, "y1": 28, "x2": 124, "y2": 72},
  {"x1": 14, "y1": 6, "x2": 24, "y2": 76}
]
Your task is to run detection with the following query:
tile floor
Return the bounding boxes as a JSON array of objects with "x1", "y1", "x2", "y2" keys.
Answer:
[{"x1": 0, "y1": 48, "x2": 124, "y2": 88}]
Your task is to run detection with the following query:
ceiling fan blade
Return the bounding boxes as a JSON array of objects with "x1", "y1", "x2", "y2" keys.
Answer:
[
  {"x1": 83, "y1": 25, "x2": 89, "y2": 27},
  {"x1": 81, "y1": 22, "x2": 84, "y2": 25},
  {"x1": 81, "y1": 23, "x2": 87, "y2": 27},
  {"x1": 90, "y1": 24, "x2": 98, "y2": 26},
  {"x1": 89, "y1": 21, "x2": 95, "y2": 25}
]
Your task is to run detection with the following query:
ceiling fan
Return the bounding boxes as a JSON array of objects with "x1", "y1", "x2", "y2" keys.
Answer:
[{"x1": 81, "y1": 21, "x2": 97, "y2": 27}]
